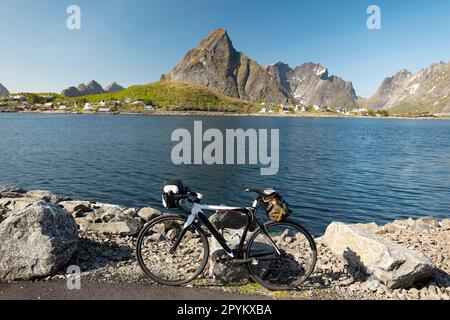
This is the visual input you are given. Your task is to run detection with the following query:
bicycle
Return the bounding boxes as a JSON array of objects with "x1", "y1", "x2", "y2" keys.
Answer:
[{"x1": 136, "y1": 180, "x2": 317, "y2": 291}]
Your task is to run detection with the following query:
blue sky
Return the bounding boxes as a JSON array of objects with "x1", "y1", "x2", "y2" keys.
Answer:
[{"x1": 1, "y1": 0, "x2": 450, "y2": 97}]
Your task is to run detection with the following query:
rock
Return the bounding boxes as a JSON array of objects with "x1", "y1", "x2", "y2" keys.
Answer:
[
  {"x1": 439, "y1": 219, "x2": 450, "y2": 230},
  {"x1": 9, "y1": 199, "x2": 36, "y2": 212},
  {"x1": 417, "y1": 216, "x2": 440, "y2": 228},
  {"x1": 323, "y1": 222, "x2": 436, "y2": 289},
  {"x1": 408, "y1": 288, "x2": 420, "y2": 299},
  {"x1": 0, "y1": 186, "x2": 27, "y2": 198},
  {"x1": 82, "y1": 219, "x2": 142, "y2": 236},
  {"x1": 413, "y1": 216, "x2": 440, "y2": 233},
  {"x1": 74, "y1": 217, "x2": 90, "y2": 229},
  {"x1": 209, "y1": 211, "x2": 256, "y2": 231},
  {"x1": 382, "y1": 218, "x2": 415, "y2": 233},
  {"x1": 97, "y1": 206, "x2": 125, "y2": 223},
  {"x1": 209, "y1": 228, "x2": 247, "y2": 282},
  {"x1": 137, "y1": 207, "x2": 162, "y2": 221},
  {"x1": 365, "y1": 276, "x2": 381, "y2": 292},
  {"x1": 59, "y1": 200, "x2": 93, "y2": 214},
  {"x1": 0, "y1": 198, "x2": 36, "y2": 213},
  {"x1": 0, "y1": 201, "x2": 78, "y2": 281},
  {"x1": 353, "y1": 222, "x2": 380, "y2": 234},
  {"x1": 148, "y1": 233, "x2": 167, "y2": 242},
  {"x1": 26, "y1": 190, "x2": 67, "y2": 204},
  {"x1": 123, "y1": 208, "x2": 139, "y2": 218}
]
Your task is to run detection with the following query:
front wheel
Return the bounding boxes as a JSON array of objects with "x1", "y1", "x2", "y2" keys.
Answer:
[
  {"x1": 136, "y1": 214, "x2": 209, "y2": 286},
  {"x1": 246, "y1": 220, "x2": 317, "y2": 291}
]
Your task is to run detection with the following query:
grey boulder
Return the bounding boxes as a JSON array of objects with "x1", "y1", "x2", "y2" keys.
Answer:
[
  {"x1": 0, "y1": 201, "x2": 78, "y2": 281},
  {"x1": 0, "y1": 185, "x2": 27, "y2": 199},
  {"x1": 209, "y1": 228, "x2": 247, "y2": 282},
  {"x1": 137, "y1": 207, "x2": 162, "y2": 221},
  {"x1": 323, "y1": 222, "x2": 435, "y2": 289}
]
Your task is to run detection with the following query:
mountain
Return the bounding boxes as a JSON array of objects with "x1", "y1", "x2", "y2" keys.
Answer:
[
  {"x1": 61, "y1": 86, "x2": 82, "y2": 98},
  {"x1": 81, "y1": 80, "x2": 105, "y2": 95},
  {"x1": 369, "y1": 62, "x2": 450, "y2": 114},
  {"x1": 161, "y1": 29, "x2": 289, "y2": 105},
  {"x1": 61, "y1": 81, "x2": 124, "y2": 97},
  {"x1": 0, "y1": 83, "x2": 9, "y2": 96},
  {"x1": 105, "y1": 82, "x2": 125, "y2": 93},
  {"x1": 267, "y1": 62, "x2": 357, "y2": 108}
]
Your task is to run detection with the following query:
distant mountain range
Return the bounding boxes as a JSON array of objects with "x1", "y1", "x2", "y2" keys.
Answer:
[
  {"x1": 61, "y1": 81, "x2": 125, "y2": 98},
  {"x1": 366, "y1": 62, "x2": 450, "y2": 114},
  {"x1": 162, "y1": 28, "x2": 450, "y2": 114},
  {"x1": 0, "y1": 83, "x2": 9, "y2": 96}
]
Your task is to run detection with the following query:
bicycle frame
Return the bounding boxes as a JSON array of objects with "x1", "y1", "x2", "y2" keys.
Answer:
[{"x1": 171, "y1": 200, "x2": 282, "y2": 260}]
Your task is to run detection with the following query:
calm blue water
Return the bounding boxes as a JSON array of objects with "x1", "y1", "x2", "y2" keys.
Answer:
[{"x1": 0, "y1": 114, "x2": 449, "y2": 235}]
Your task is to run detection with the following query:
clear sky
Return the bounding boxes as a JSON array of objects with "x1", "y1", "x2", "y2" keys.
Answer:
[{"x1": 1, "y1": 0, "x2": 450, "y2": 97}]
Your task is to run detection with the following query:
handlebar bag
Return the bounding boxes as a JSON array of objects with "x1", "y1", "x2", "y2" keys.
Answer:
[
  {"x1": 162, "y1": 180, "x2": 187, "y2": 209},
  {"x1": 259, "y1": 193, "x2": 292, "y2": 222}
]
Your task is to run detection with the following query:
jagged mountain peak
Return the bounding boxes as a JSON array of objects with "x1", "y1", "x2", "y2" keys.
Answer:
[
  {"x1": 295, "y1": 62, "x2": 329, "y2": 80},
  {"x1": 199, "y1": 28, "x2": 231, "y2": 48},
  {"x1": 161, "y1": 29, "x2": 289, "y2": 104},
  {"x1": 105, "y1": 82, "x2": 125, "y2": 93},
  {"x1": 267, "y1": 61, "x2": 356, "y2": 108}
]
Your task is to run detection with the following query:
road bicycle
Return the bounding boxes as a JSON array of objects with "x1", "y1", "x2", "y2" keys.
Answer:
[{"x1": 136, "y1": 180, "x2": 317, "y2": 291}]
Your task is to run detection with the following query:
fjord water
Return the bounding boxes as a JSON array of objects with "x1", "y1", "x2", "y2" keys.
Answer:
[{"x1": 0, "y1": 114, "x2": 449, "y2": 235}]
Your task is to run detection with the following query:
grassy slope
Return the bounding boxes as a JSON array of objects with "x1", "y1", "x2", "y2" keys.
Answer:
[
  {"x1": 63, "y1": 82, "x2": 258, "y2": 113},
  {"x1": 388, "y1": 96, "x2": 450, "y2": 115}
]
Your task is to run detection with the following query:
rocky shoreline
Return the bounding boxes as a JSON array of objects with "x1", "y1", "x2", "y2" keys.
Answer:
[{"x1": 0, "y1": 185, "x2": 449, "y2": 300}]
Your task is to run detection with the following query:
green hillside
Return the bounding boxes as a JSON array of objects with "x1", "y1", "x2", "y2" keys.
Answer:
[{"x1": 64, "y1": 82, "x2": 258, "y2": 113}]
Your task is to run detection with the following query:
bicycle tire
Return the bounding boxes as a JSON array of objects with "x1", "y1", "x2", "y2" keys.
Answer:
[
  {"x1": 136, "y1": 214, "x2": 210, "y2": 286},
  {"x1": 246, "y1": 220, "x2": 317, "y2": 291}
]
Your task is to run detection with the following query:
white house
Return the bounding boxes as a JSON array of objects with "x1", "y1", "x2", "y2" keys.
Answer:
[
  {"x1": 352, "y1": 108, "x2": 368, "y2": 114},
  {"x1": 313, "y1": 105, "x2": 321, "y2": 111},
  {"x1": 294, "y1": 105, "x2": 306, "y2": 112},
  {"x1": 259, "y1": 107, "x2": 268, "y2": 114},
  {"x1": 145, "y1": 104, "x2": 155, "y2": 112},
  {"x1": 125, "y1": 98, "x2": 133, "y2": 104},
  {"x1": 99, "y1": 107, "x2": 111, "y2": 112},
  {"x1": 58, "y1": 105, "x2": 68, "y2": 111},
  {"x1": 83, "y1": 103, "x2": 95, "y2": 111},
  {"x1": 44, "y1": 102, "x2": 54, "y2": 108},
  {"x1": 98, "y1": 100, "x2": 107, "y2": 107}
]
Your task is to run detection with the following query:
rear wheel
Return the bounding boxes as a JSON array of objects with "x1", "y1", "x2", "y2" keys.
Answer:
[
  {"x1": 136, "y1": 214, "x2": 209, "y2": 286},
  {"x1": 246, "y1": 220, "x2": 317, "y2": 291}
]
